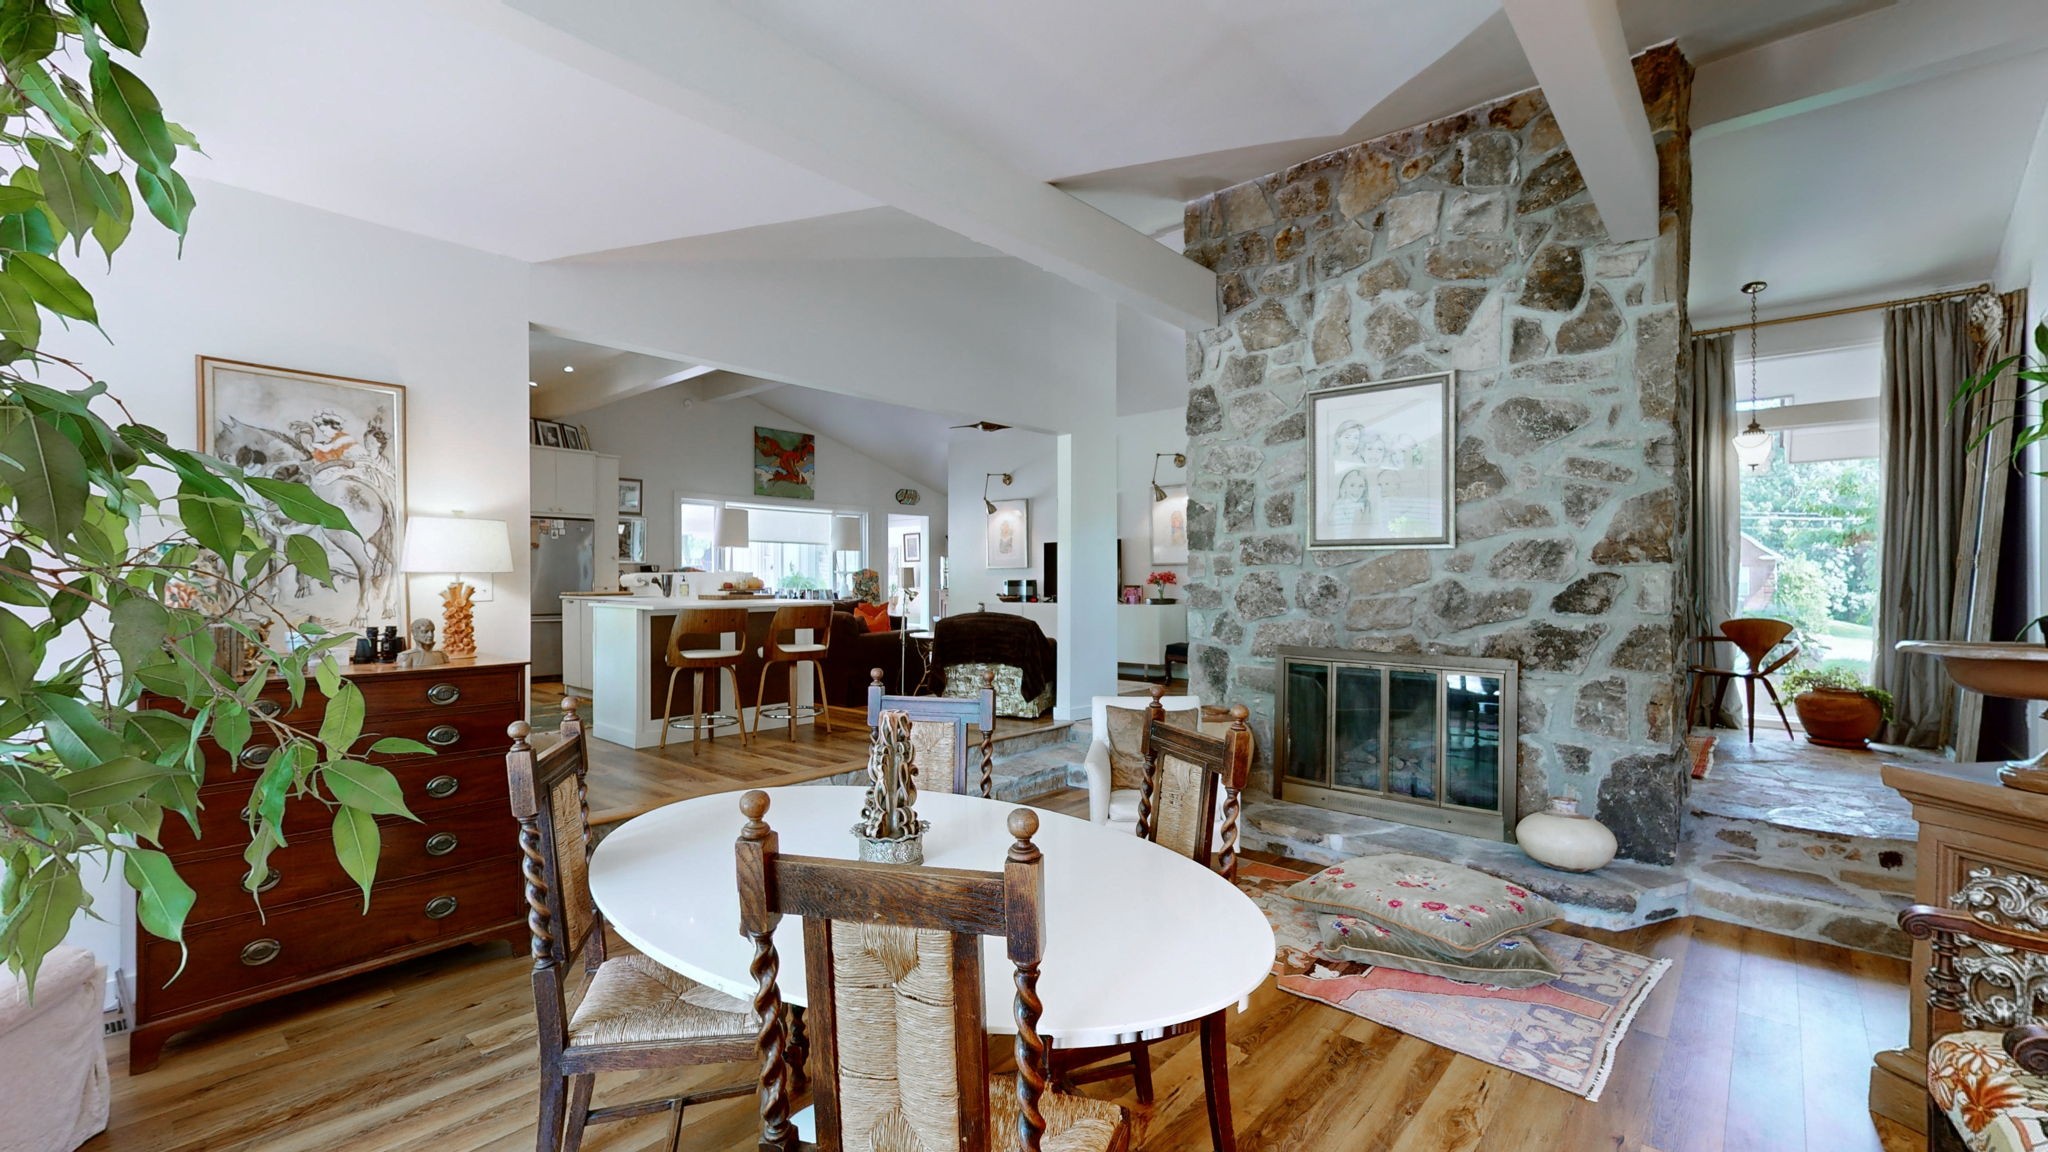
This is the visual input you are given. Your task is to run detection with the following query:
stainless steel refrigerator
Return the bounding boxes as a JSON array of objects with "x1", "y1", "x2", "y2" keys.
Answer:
[{"x1": 530, "y1": 517, "x2": 595, "y2": 679}]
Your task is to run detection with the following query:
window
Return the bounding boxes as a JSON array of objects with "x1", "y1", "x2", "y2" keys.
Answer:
[
  {"x1": 678, "y1": 500, "x2": 717, "y2": 571},
  {"x1": 679, "y1": 496, "x2": 863, "y2": 593}
]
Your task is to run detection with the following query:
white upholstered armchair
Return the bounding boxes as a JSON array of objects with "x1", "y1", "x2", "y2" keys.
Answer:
[{"x1": 1082, "y1": 691, "x2": 1204, "y2": 830}]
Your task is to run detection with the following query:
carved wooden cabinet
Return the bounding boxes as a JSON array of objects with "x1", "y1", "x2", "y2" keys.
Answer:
[
  {"x1": 1870, "y1": 759, "x2": 2048, "y2": 1132},
  {"x1": 129, "y1": 658, "x2": 528, "y2": 1072}
]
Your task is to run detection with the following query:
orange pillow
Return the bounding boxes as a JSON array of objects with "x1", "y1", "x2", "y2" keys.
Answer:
[{"x1": 854, "y1": 603, "x2": 891, "y2": 634}]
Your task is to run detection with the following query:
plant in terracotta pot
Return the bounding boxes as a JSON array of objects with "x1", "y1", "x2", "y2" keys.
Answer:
[{"x1": 1781, "y1": 667, "x2": 1894, "y2": 750}]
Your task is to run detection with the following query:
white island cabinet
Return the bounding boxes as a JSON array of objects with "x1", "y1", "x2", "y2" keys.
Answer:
[
  {"x1": 589, "y1": 597, "x2": 826, "y2": 749},
  {"x1": 1117, "y1": 602, "x2": 1187, "y2": 673}
]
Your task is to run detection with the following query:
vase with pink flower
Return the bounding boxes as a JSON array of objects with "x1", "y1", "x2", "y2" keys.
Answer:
[{"x1": 1147, "y1": 571, "x2": 1179, "y2": 603}]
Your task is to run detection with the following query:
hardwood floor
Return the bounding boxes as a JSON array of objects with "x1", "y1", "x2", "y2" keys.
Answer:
[{"x1": 90, "y1": 776, "x2": 1922, "y2": 1152}]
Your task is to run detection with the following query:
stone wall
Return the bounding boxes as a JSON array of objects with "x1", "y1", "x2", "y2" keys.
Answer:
[{"x1": 1180, "y1": 47, "x2": 1695, "y2": 863}]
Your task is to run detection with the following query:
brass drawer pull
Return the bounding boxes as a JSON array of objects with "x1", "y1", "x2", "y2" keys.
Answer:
[
  {"x1": 426, "y1": 725, "x2": 461, "y2": 747},
  {"x1": 426, "y1": 683, "x2": 461, "y2": 706},
  {"x1": 252, "y1": 700, "x2": 282, "y2": 720},
  {"x1": 424, "y1": 896, "x2": 459, "y2": 921},
  {"x1": 424, "y1": 775, "x2": 460, "y2": 799},
  {"x1": 425, "y1": 833, "x2": 459, "y2": 857},
  {"x1": 239, "y1": 745, "x2": 273, "y2": 768},
  {"x1": 241, "y1": 869, "x2": 282, "y2": 895},
  {"x1": 240, "y1": 938, "x2": 282, "y2": 967}
]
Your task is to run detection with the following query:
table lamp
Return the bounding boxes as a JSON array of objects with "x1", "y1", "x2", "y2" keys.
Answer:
[{"x1": 400, "y1": 514, "x2": 512, "y2": 660}]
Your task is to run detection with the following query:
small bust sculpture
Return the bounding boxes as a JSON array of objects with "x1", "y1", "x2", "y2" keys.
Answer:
[{"x1": 394, "y1": 617, "x2": 448, "y2": 669}]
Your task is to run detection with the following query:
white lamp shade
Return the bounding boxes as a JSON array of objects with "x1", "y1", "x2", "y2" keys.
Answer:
[
  {"x1": 716, "y1": 507, "x2": 750, "y2": 549},
  {"x1": 400, "y1": 515, "x2": 512, "y2": 574},
  {"x1": 833, "y1": 517, "x2": 862, "y2": 551},
  {"x1": 1732, "y1": 424, "x2": 1772, "y2": 472}
]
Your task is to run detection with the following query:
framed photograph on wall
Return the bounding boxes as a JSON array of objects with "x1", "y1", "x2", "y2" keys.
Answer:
[
  {"x1": 1307, "y1": 370, "x2": 1455, "y2": 550},
  {"x1": 617, "y1": 516, "x2": 645, "y2": 563},
  {"x1": 902, "y1": 532, "x2": 922, "y2": 563},
  {"x1": 618, "y1": 477, "x2": 643, "y2": 514},
  {"x1": 538, "y1": 422, "x2": 562, "y2": 448},
  {"x1": 1151, "y1": 484, "x2": 1189, "y2": 564},
  {"x1": 197, "y1": 356, "x2": 407, "y2": 636},
  {"x1": 986, "y1": 499, "x2": 1028, "y2": 569}
]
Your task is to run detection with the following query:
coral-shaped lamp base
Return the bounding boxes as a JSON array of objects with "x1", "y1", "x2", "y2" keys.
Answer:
[{"x1": 440, "y1": 581, "x2": 477, "y2": 660}]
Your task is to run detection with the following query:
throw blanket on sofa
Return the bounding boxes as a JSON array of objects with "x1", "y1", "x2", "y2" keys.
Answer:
[{"x1": 932, "y1": 611, "x2": 1055, "y2": 702}]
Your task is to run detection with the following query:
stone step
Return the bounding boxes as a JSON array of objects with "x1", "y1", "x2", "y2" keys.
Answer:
[
  {"x1": 1681, "y1": 811, "x2": 1915, "y2": 957},
  {"x1": 1241, "y1": 797, "x2": 1687, "y2": 932}
]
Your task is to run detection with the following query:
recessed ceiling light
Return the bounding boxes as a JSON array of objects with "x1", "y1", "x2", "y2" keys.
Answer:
[
  {"x1": 528, "y1": 380, "x2": 538, "y2": 387},
  {"x1": 563, "y1": 365, "x2": 575, "y2": 373}
]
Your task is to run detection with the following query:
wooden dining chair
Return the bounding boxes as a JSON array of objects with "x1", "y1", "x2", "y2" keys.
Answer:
[
  {"x1": 1055, "y1": 700, "x2": 1254, "y2": 1152},
  {"x1": 735, "y1": 790, "x2": 1131, "y2": 1152},
  {"x1": 1684, "y1": 617, "x2": 1799, "y2": 742},
  {"x1": 866, "y1": 666, "x2": 997, "y2": 797},
  {"x1": 506, "y1": 701, "x2": 758, "y2": 1152}
]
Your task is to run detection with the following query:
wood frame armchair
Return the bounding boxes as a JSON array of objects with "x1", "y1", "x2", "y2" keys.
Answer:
[
  {"x1": 865, "y1": 666, "x2": 997, "y2": 798},
  {"x1": 1684, "y1": 617, "x2": 1799, "y2": 742},
  {"x1": 507, "y1": 700, "x2": 757, "y2": 1152},
  {"x1": 735, "y1": 790, "x2": 1129, "y2": 1152},
  {"x1": 1899, "y1": 905, "x2": 2048, "y2": 1151}
]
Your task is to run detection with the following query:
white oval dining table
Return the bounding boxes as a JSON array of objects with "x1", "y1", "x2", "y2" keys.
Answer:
[{"x1": 587, "y1": 785, "x2": 1276, "y2": 1050}]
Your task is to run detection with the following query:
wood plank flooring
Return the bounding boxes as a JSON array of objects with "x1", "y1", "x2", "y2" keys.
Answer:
[{"x1": 89, "y1": 788, "x2": 1922, "y2": 1152}]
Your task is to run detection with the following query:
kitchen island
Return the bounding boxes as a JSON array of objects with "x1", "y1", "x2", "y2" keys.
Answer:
[{"x1": 585, "y1": 595, "x2": 830, "y2": 749}]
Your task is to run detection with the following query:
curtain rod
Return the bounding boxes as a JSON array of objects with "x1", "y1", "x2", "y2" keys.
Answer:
[{"x1": 1694, "y1": 282, "x2": 1993, "y2": 338}]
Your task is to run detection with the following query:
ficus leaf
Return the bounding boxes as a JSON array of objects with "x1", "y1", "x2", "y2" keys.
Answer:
[
  {"x1": 284, "y1": 533, "x2": 333, "y2": 587},
  {"x1": 0, "y1": 412, "x2": 85, "y2": 541},
  {"x1": 321, "y1": 759, "x2": 412, "y2": 819},
  {"x1": 366, "y1": 736, "x2": 435, "y2": 756},
  {"x1": 124, "y1": 850, "x2": 194, "y2": 961},
  {"x1": 209, "y1": 700, "x2": 251, "y2": 759},
  {"x1": 177, "y1": 483, "x2": 243, "y2": 563},
  {"x1": 92, "y1": 56, "x2": 176, "y2": 174},
  {"x1": 60, "y1": 754, "x2": 182, "y2": 810},
  {"x1": 3, "y1": 865, "x2": 82, "y2": 999},
  {"x1": 135, "y1": 164, "x2": 193, "y2": 241},
  {"x1": 26, "y1": 139, "x2": 95, "y2": 245},
  {"x1": 0, "y1": 270, "x2": 43, "y2": 350},
  {"x1": 0, "y1": 207, "x2": 59, "y2": 257},
  {"x1": 0, "y1": 186, "x2": 44, "y2": 216},
  {"x1": 108, "y1": 594, "x2": 170, "y2": 677},
  {"x1": 247, "y1": 476, "x2": 354, "y2": 533},
  {"x1": 331, "y1": 806, "x2": 380, "y2": 910},
  {"x1": 317, "y1": 682, "x2": 366, "y2": 757},
  {"x1": 77, "y1": 0, "x2": 149, "y2": 53},
  {"x1": 7, "y1": 252, "x2": 97, "y2": 322},
  {"x1": 0, "y1": 608, "x2": 43, "y2": 696},
  {"x1": 31, "y1": 692, "x2": 124, "y2": 770}
]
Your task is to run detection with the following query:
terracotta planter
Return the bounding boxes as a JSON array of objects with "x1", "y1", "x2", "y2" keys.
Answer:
[{"x1": 1790, "y1": 688, "x2": 1883, "y2": 750}]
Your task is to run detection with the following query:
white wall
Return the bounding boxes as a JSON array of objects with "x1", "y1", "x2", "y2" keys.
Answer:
[
  {"x1": 41, "y1": 180, "x2": 531, "y2": 1002},
  {"x1": 1998, "y1": 105, "x2": 2048, "y2": 759},
  {"x1": 576, "y1": 385, "x2": 945, "y2": 582},
  {"x1": 945, "y1": 428, "x2": 1058, "y2": 612},
  {"x1": 1116, "y1": 407, "x2": 1190, "y2": 587}
]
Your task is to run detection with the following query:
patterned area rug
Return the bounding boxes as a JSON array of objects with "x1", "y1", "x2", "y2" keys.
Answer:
[
  {"x1": 1237, "y1": 859, "x2": 1669, "y2": 1101},
  {"x1": 1688, "y1": 733, "x2": 1716, "y2": 780}
]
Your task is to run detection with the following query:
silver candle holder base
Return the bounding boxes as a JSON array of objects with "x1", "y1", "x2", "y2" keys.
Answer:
[{"x1": 854, "y1": 821, "x2": 929, "y2": 865}]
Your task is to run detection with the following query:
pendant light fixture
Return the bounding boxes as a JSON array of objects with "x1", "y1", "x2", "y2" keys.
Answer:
[
  {"x1": 982, "y1": 472, "x2": 1013, "y2": 515},
  {"x1": 1150, "y1": 451, "x2": 1187, "y2": 502},
  {"x1": 1731, "y1": 280, "x2": 1773, "y2": 473}
]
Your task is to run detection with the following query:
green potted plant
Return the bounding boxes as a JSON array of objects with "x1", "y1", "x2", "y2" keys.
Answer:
[
  {"x1": 1, "y1": 1, "x2": 412, "y2": 996},
  {"x1": 1781, "y1": 667, "x2": 1893, "y2": 750}
]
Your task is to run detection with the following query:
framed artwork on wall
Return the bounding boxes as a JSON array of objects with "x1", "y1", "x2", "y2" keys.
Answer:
[
  {"x1": 1307, "y1": 370, "x2": 1456, "y2": 550},
  {"x1": 753, "y1": 426, "x2": 817, "y2": 499},
  {"x1": 618, "y1": 477, "x2": 643, "y2": 514},
  {"x1": 986, "y1": 499, "x2": 1028, "y2": 569},
  {"x1": 538, "y1": 422, "x2": 562, "y2": 448},
  {"x1": 1151, "y1": 484, "x2": 1190, "y2": 564},
  {"x1": 902, "y1": 532, "x2": 921, "y2": 563},
  {"x1": 617, "y1": 516, "x2": 645, "y2": 563},
  {"x1": 196, "y1": 356, "x2": 407, "y2": 636}
]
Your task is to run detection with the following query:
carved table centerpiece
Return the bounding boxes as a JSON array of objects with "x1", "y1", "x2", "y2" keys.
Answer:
[{"x1": 854, "y1": 709, "x2": 928, "y2": 864}]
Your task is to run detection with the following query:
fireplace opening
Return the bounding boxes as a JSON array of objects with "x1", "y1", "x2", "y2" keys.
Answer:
[{"x1": 1275, "y1": 646, "x2": 1519, "y2": 841}]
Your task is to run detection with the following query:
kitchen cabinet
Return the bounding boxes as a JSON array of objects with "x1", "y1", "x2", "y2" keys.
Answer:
[
  {"x1": 530, "y1": 446, "x2": 600, "y2": 517},
  {"x1": 562, "y1": 596, "x2": 594, "y2": 693},
  {"x1": 1116, "y1": 602, "x2": 1187, "y2": 671}
]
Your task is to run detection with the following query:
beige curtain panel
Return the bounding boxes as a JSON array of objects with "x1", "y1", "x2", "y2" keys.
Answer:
[{"x1": 1687, "y1": 332, "x2": 1742, "y2": 728}]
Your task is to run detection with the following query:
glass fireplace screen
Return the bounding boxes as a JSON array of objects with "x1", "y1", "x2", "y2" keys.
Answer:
[{"x1": 1276, "y1": 646, "x2": 1517, "y2": 841}]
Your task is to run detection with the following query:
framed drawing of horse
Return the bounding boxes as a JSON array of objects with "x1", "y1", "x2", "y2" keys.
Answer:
[{"x1": 197, "y1": 357, "x2": 407, "y2": 639}]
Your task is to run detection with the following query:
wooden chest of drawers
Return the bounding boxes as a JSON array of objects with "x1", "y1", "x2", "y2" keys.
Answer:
[{"x1": 129, "y1": 658, "x2": 528, "y2": 1072}]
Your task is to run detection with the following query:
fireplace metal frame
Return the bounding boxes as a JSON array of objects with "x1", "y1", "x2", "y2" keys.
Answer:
[{"x1": 1274, "y1": 645, "x2": 1519, "y2": 842}]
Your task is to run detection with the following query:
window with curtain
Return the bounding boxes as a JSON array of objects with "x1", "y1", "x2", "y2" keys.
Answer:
[{"x1": 679, "y1": 497, "x2": 863, "y2": 591}]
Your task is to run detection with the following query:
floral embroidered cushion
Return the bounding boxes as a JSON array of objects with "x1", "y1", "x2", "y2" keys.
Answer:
[
  {"x1": 1317, "y1": 913, "x2": 1561, "y2": 989},
  {"x1": 1929, "y1": 1030, "x2": 2048, "y2": 1152},
  {"x1": 1103, "y1": 704, "x2": 1200, "y2": 792},
  {"x1": 1283, "y1": 852, "x2": 1561, "y2": 955}
]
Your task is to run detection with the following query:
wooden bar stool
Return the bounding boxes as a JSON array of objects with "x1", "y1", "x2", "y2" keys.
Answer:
[
  {"x1": 754, "y1": 603, "x2": 835, "y2": 740},
  {"x1": 659, "y1": 607, "x2": 751, "y2": 750}
]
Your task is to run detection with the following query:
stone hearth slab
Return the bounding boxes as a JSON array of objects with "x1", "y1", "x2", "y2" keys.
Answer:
[{"x1": 1240, "y1": 797, "x2": 1687, "y2": 931}]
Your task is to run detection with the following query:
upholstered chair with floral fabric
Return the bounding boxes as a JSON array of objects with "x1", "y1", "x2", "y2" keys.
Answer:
[{"x1": 1900, "y1": 906, "x2": 2048, "y2": 1152}]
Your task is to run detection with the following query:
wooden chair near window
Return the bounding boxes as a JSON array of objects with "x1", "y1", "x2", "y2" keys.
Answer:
[
  {"x1": 735, "y1": 790, "x2": 1131, "y2": 1152},
  {"x1": 506, "y1": 701, "x2": 759, "y2": 1152},
  {"x1": 1899, "y1": 906, "x2": 2048, "y2": 1151},
  {"x1": 658, "y1": 606, "x2": 752, "y2": 751},
  {"x1": 1683, "y1": 616, "x2": 1799, "y2": 742},
  {"x1": 1054, "y1": 698, "x2": 1254, "y2": 1152},
  {"x1": 866, "y1": 666, "x2": 997, "y2": 797}
]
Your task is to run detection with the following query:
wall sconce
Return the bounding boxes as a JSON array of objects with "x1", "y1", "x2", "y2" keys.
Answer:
[
  {"x1": 982, "y1": 472, "x2": 1013, "y2": 515},
  {"x1": 1151, "y1": 452, "x2": 1187, "y2": 502}
]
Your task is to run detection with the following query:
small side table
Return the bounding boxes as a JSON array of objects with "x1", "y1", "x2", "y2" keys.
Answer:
[{"x1": 1869, "y1": 758, "x2": 2048, "y2": 1132}]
